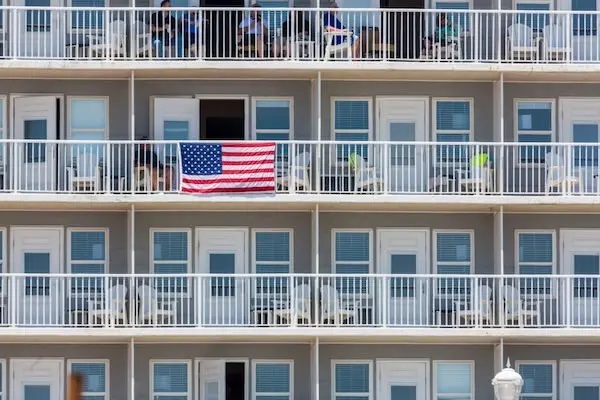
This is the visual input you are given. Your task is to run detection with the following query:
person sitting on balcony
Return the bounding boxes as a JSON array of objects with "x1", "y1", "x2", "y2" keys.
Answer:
[
  {"x1": 237, "y1": 4, "x2": 268, "y2": 57},
  {"x1": 322, "y1": 1, "x2": 362, "y2": 59},
  {"x1": 421, "y1": 12, "x2": 460, "y2": 58},
  {"x1": 181, "y1": 10, "x2": 204, "y2": 57},
  {"x1": 151, "y1": 0, "x2": 184, "y2": 58},
  {"x1": 133, "y1": 137, "x2": 173, "y2": 191}
]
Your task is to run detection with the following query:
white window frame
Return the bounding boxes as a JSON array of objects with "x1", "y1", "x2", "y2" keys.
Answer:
[
  {"x1": 67, "y1": 96, "x2": 109, "y2": 140},
  {"x1": 432, "y1": 97, "x2": 474, "y2": 140},
  {"x1": 0, "y1": 96, "x2": 6, "y2": 140},
  {"x1": 514, "y1": 99, "x2": 556, "y2": 167},
  {"x1": 512, "y1": 0, "x2": 553, "y2": 11},
  {"x1": 433, "y1": 360, "x2": 474, "y2": 400},
  {"x1": 251, "y1": 97, "x2": 294, "y2": 141},
  {"x1": 251, "y1": 228, "x2": 294, "y2": 273},
  {"x1": 515, "y1": 360, "x2": 557, "y2": 400},
  {"x1": 0, "y1": 358, "x2": 4, "y2": 400},
  {"x1": 331, "y1": 360, "x2": 373, "y2": 400},
  {"x1": 331, "y1": 229, "x2": 374, "y2": 274},
  {"x1": 433, "y1": 229, "x2": 475, "y2": 274},
  {"x1": 331, "y1": 97, "x2": 374, "y2": 142},
  {"x1": 150, "y1": 359, "x2": 192, "y2": 400},
  {"x1": 67, "y1": 227, "x2": 109, "y2": 273},
  {"x1": 150, "y1": 228, "x2": 192, "y2": 298},
  {"x1": 67, "y1": 359, "x2": 110, "y2": 400},
  {"x1": 515, "y1": 229, "x2": 556, "y2": 299},
  {"x1": 252, "y1": 360, "x2": 294, "y2": 400}
]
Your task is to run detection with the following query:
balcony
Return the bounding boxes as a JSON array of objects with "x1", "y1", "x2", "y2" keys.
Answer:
[
  {"x1": 0, "y1": 140, "x2": 598, "y2": 196},
  {"x1": 0, "y1": 6, "x2": 599, "y2": 64},
  {"x1": 0, "y1": 273, "x2": 598, "y2": 329}
]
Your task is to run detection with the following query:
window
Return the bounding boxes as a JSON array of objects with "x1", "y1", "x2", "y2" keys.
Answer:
[
  {"x1": 333, "y1": 362, "x2": 371, "y2": 400},
  {"x1": 332, "y1": 98, "x2": 371, "y2": 162},
  {"x1": 26, "y1": 0, "x2": 51, "y2": 32},
  {"x1": 253, "y1": 361, "x2": 293, "y2": 400},
  {"x1": 573, "y1": 254, "x2": 600, "y2": 298},
  {"x1": 516, "y1": 100, "x2": 553, "y2": 164},
  {"x1": 335, "y1": 0, "x2": 380, "y2": 30},
  {"x1": 572, "y1": 0, "x2": 597, "y2": 36},
  {"x1": 151, "y1": 230, "x2": 191, "y2": 295},
  {"x1": 435, "y1": 231, "x2": 473, "y2": 295},
  {"x1": 434, "y1": 1, "x2": 470, "y2": 31},
  {"x1": 435, "y1": 361, "x2": 473, "y2": 400},
  {"x1": 515, "y1": 1, "x2": 551, "y2": 31},
  {"x1": 151, "y1": 361, "x2": 190, "y2": 400},
  {"x1": 517, "y1": 362, "x2": 554, "y2": 400},
  {"x1": 257, "y1": 0, "x2": 290, "y2": 30},
  {"x1": 68, "y1": 98, "x2": 108, "y2": 162},
  {"x1": 69, "y1": 229, "x2": 107, "y2": 295},
  {"x1": 69, "y1": 360, "x2": 109, "y2": 400},
  {"x1": 516, "y1": 231, "x2": 554, "y2": 296},
  {"x1": 573, "y1": 123, "x2": 599, "y2": 167},
  {"x1": 334, "y1": 230, "x2": 371, "y2": 294},
  {"x1": 0, "y1": 229, "x2": 4, "y2": 294},
  {"x1": 434, "y1": 99, "x2": 473, "y2": 164},
  {"x1": 254, "y1": 230, "x2": 292, "y2": 295},
  {"x1": 70, "y1": 0, "x2": 106, "y2": 31},
  {"x1": 254, "y1": 98, "x2": 293, "y2": 162}
]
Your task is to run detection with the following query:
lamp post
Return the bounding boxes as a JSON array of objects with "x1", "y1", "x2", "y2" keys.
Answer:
[{"x1": 492, "y1": 359, "x2": 524, "y2": 400}]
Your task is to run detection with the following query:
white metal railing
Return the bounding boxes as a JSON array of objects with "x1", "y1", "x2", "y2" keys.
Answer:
[
  {"x1": 0, "y1": 273, "x2": 598, "y2": 328},
  {"x1": 2, "y1": 140, "x2": 600, "y2": 196},
  {"x1": 1, "y1": 6, "x2": 600, "y2": 63}
]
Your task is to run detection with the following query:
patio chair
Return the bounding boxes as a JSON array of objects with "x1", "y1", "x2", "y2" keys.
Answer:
[
  {"x1": 454, "y1": 285, "x2": 493, "y2": 326},
  {"x1": 507, "y1": 23, "x2": 540, "y2": 60},
  {"x1": 545, "y1": 151, "x2": 580, "y2": 194},
  {"x1": 320, "y1": 284, "x2": 359, "y2": 325},
  {"x1": 542, "y1": 24, "x2": 571, "y2": 61},
  {"x1": 137, "y1": 284, "x2": 177, "y2": 325},
  {"x1": 276, "y1": 151, "x2": 311, "y2": 192},
  {"x1": 88, "y1": 284, "x2": 128, "y2": 326},
  {"x1": 503, "y1": 284, "x2": 540, "y2": 326},
  {"x1": 66, "y1": 152, "x2": 102, "y2": 192},
  {"x1": 350, "y1": 154, "x2": 383, "y2": 192},
  {"x1": 273, "y1": 283, "x2": 312, "y2": 325}
]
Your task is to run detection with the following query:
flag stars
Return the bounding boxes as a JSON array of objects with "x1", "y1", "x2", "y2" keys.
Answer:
[{"x1": 181, "y1": 143, "x2": 223, "y2": 175}]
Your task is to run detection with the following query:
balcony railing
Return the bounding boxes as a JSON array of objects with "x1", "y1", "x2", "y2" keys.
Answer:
[
  {"x1": 0, "y1": 273, "x2": 598, "y2": 329},
  {"x1": 0, "y1": 139, "x2": 599, "y2": 196},
  {"x1": 0, "y1": 6, "x2": 599, "y2": 63}
]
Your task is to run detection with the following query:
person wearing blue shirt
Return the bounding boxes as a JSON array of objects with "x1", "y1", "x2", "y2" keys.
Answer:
[
  {"x1": 323, "y1": 1, "x2": 361, "y2": 58},
  {"x1": 238, "y1": 4, "x2": 268, "y2": 57},
  {"x1": 151, "y1": 0, "x2": 184, "y2": 58}
]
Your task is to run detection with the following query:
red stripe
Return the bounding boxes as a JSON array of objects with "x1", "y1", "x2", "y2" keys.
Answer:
[
  {"x1": 221, "y1": 142, "x2": 275, "y2": 149},
  {"x1": 221, "y1": 168, "x2": 274, "y2": 174},
  {"x1": 222, "y1": 160, "x2": 275, "y2": 166},
  {"x1": 181, "y1": 185, "x2": 275, "y2": 194},
  {"x1": 183, "y1": 176, "x2": 274, "y2": 185},
  {"x1": 222, "y1": 150, "x2": 275, "y2": 157}
]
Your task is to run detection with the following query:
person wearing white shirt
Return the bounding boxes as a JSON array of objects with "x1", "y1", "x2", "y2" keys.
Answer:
[{"x1": 237, "y1": 4, "x2": 268, "y2": 57}]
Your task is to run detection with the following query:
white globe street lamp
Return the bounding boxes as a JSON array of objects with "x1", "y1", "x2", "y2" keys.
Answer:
[{"x1": 492, "y1": 359, "x2": 524, "y2": 400}]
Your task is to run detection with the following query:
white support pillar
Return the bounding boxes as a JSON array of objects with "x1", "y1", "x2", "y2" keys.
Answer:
[
  {"x1": 312, "y1": 204, "x2": 320, "y2": 325},
  {"x1": 128, "y1": 337, "x2": 135, "y2": 400},
  {"x1": 129, "y1": 70, "x2": 135, "y2": 140},
  {"x1": 493, "y1": 338, "x2": 504, "y2": 374},
  {"x1": 316, "y1": 72, "x2": 322, "y2": 193},
  {"x1": 129, "y1": 204, "x2": 136, "y2": 274},
  {"x1": 311, "y1": 337, "x2": 320, "y2": 400},
  {"x1": 494, "y1": 205, "x2": 504, "y2": 327}
]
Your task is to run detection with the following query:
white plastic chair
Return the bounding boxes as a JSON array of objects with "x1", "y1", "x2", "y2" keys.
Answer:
[
  {"x1": 454, "y1": 285, "x2": 493, "y2": 326},
  {"x1": 66, "y1": 152, "x2": 102, "y2": 192},
  {"x1": 545, "y1": 151, "x2": 580, "y2": 194},
  {"x1": 88, "y1": 20, "x2": 127, "y2": 58},
  {"x1": 352, "y1": 155, "x2": 383, "y2": 192},
  {"x1": 459, "y1": 165, "x2": 493, "y2": 193},
  {"x1": 273, "y1": 283, "x2": 312, "y2": 325},
  {"x1": 323, "y1": 29, "x2": 354, "y2": 60},
  {"x1": 88, "y1": 284, "x2": 128, "y2": 326},
  {"x1": 503, "y1": 284, "x2": 540, "y2": 326},
  {"x1": 542, "y1": 24, "x2": 571, "y2": 61},
  {"x1": 137, "y1": 284, "x2": 177, "y2": 325},
  {"x1": 507, "y1": 23, "x2": 540, "y2": 60},
  {"x1": 320, "y1": 284, "x2": 359, "y2": 325},
  {"x1": 276, "y1": 152, "x2": 311, "y2": 192}
]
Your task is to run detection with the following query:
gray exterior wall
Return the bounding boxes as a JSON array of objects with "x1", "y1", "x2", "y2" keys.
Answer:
[
  {"x1": 0, "y1": 344, "x2": 128, "y2": 400},
  {"x1": 0, "y1": 211, "x2": 128, "y2": 274},
  {"x1": 134, "y1": 343, "x2": 311, "y2": 400},
  {"x1": 319, "y1": 212, "x2": 494, "y2": 274},
  {"x1": 0, "y1": 80, "x2": 129, "y2": 140},
  {"x1": 320, "y1": 344, "x2": 495, "y2": 400}
]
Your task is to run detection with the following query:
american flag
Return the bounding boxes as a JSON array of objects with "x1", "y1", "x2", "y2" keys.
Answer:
[{"x1": 179, "y1": 142, "x2": 276, "y2": 194}]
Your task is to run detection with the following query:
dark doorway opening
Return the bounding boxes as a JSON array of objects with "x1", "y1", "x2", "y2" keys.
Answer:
[
  {"x1": 202, "y1": 0, "x2": 245, "y2": 58},
  {"x1": 226, "y1": 362, "x2": 246, "y2": 400},
  {"x1": 199, "y1": 99, "x2": 246, "y2": 140},
  {"x1": 381, "y1": 0, "x2": 425, "y2": 59}
]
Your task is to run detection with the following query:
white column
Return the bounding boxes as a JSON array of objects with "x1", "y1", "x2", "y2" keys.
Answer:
[
  {"x1": 316, "y1": 72, "x2": 322, "y2": 193},
  {"x1": 129, "y1": 70, "x2": 135, "y2": 140},
  {"x1": 494, "y1": 206, "x2": 504, "y2": 327},
  {"x1": 311, "y1": 337, "x2": 320, "y2": 400},
  {"x1": 129, "y1": 204, "x2": 136, "y2": 274},
  {"x1": 128, "y1": 337, "x2": 135, "y2": 400},
  {"x1": 313, "y1": 204, "x2": 320, "y2": 325},
  {"x1": 493, "y1": 338, "x2": 504, "y2": 374}
]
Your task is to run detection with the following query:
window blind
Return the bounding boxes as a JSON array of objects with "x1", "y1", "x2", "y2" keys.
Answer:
[
  {"x1": 436, "y1": 362, "x2": 472, "y2": 397},
  {"x1": 153, "y1": 362, "x2": 188, "y2": 400},
  {"x1": 519, "y1": 364, "x2": 553, "y2": 398},
  {"x1": 71, "y1": 0, "x2": 105, "y2": 30},
  {"x1": 153, "y1": 231, "x2": 189, "y2": 294},
  {"x1": 70, "y1": 362, "x2": 106, "y2": 399},
  {"x1": 335, "y1": 364, "x2": 369, "y2": 394},
  {"x1": 255, "y1": 231, "x2": 291, "y2": 295},
  {"x1": 255, "y1": 363, "x2": 291, "y2": 399},
  {"x1": 334, "y1": 100, "x2": 370, "y2": 161}
]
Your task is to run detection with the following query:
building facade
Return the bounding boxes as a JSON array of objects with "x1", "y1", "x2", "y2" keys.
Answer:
[{"x1": 0, "y1": 1, "x2": 599, "y2": 400}]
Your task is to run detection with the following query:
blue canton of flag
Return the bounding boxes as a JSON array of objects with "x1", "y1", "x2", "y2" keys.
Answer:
[{"x1": 181, "y1": 143, "x2": 223, "y2": 176}]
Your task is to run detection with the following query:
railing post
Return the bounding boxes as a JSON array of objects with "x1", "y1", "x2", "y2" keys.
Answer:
[
  {"x1": 11, "y1": 7, "x2": 17, "y2": 59},
  {"x1": 289, "y1": 142, "x2": 296, "y2": 194},
  {"x1": 130, "y1": 8, "x2": 136, "y2": 60},
  {"x1": 382, "y1": 142, "x2": 389, "y2": 194},
  {"x1": 10, "y1": 274, "x2": 16, "y2": 327}
]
